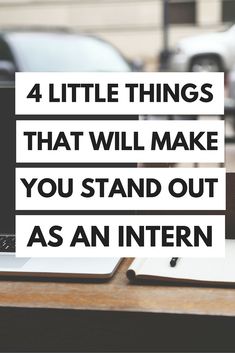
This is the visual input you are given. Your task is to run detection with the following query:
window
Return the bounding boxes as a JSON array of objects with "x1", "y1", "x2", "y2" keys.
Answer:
[
  {"x1": 168, "y1": 0, "x2": 196, "y2": 25},
  {"x1": 222, "y1": 0, "x2": 235, "y2": 22},
  {"x1": 7, "y1": 33, "x2": 131, "y2": 72},
  {"x1": 0, "y1": 39, "x2": 14, "y2": 62}
]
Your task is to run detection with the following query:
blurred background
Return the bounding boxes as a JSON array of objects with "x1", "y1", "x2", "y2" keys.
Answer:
[
  {"x1": 0, "y1": 0, "x2": 232, "y2": 70},
  {"x1": 0, "y1": 0, "x2": 234, "y2": 168}
]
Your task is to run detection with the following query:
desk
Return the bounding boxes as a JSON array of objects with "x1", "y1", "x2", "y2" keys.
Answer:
[
  {"x1": 1, "y1": 259, "x2": 235, "y2": 351},
  {"x1": 0, "y1": 174, "x2": 235, "y2": 352},
  {"x1": 1, "y1": 258, "x2": 235, "y2": 316}
]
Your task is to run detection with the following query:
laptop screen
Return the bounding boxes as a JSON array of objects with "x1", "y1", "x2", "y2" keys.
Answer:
[{"x1": 0, "y1": 87, "x2": 15, "y2": 234}]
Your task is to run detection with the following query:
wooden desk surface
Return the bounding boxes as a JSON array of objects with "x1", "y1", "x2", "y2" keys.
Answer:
[{"x1": 0, "y1": 258, "x2": 235, "y2": 317}]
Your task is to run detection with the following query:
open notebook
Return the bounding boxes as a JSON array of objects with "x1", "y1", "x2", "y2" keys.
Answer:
[{"x1": 127, "y1": 240, "x2": 235, "y2": 285}]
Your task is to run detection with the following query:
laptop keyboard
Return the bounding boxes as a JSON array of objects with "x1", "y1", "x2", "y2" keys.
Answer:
[{"x1": 0, "y1": 236, "x2": 15, "y2": 253}]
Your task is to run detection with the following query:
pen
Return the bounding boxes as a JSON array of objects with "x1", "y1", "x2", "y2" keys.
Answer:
[{"x1": 170, "y1": 257, "x2": 179, "y2": 267}]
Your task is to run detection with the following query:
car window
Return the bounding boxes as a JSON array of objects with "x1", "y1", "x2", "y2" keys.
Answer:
[
  {"x1": 7, "y1": 33, "x2": 131, "y2": 72},
  {"x1": 0, "y1": 39, "x2": 14, "y2": 62}
]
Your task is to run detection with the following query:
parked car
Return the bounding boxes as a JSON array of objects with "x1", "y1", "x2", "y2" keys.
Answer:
[
  {"x1": 0, "y1": 29, "x2": 140, "y2": 81},
  {"x1": 169, "y1": 25, "x2": 235, "y2": 73}
]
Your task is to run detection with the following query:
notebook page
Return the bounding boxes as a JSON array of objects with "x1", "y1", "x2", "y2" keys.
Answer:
[{"x1": 129, "y1": 240, "x2": 235, "y2": 283}]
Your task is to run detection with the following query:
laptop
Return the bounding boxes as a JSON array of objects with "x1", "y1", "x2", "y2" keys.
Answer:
[{"x1": 0, "y1": 87, "x2": 121, "y2": 279}]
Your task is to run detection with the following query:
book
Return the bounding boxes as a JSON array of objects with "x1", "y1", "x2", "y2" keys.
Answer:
[{"x1": 127, "y1": 240, "x2": 235, "y2": 285}]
